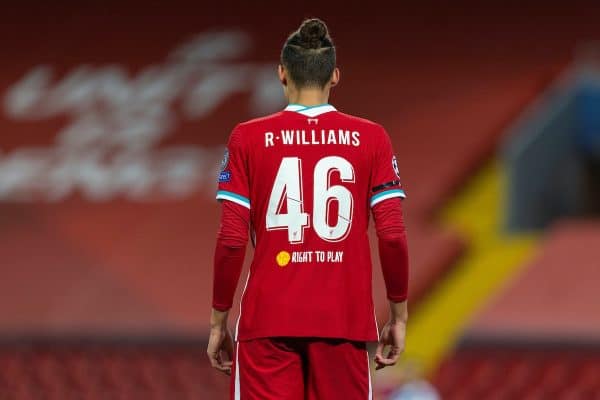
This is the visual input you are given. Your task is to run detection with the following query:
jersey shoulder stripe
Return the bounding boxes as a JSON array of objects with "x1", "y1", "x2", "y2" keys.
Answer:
[
  {"x1": 370, "y1": 189, "x2": 406, "y2": 207},
  {"x1": 216, "y1": 190, "x2": 251, "y2": 209}
]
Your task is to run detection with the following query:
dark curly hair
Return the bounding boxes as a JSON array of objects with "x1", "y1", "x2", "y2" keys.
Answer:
[{"x1": 280, "y1": 18, "x2": 336, "y2": 88}]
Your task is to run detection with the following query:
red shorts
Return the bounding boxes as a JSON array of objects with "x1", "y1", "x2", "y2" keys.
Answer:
[{"x1": 230, "y1": 337, "x2": 371, "y2": 400}]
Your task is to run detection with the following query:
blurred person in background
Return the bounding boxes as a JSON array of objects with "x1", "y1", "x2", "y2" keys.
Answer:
[
  {"x1": 207, "y1": 18, "x2": 410, "y2": 399},
  {"x1": 386, "y1": 362, "x2": 440, "y2": 400}
]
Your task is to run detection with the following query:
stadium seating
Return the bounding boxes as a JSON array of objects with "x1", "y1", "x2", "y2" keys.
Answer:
[
  {"x1": 432, "y1": 220, "x2": 600, "y2": 398},
  {"x1": 464, "y1": 219, "x2": 600, "y2": 342},
  {"x1": 0, "y1": 342, "x2": 229, "y2": 400},
  {"x1": 433, "y1": 347, "x2": 600, "y2": 399}
]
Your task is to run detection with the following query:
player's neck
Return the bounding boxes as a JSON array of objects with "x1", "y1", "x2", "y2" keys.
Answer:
[{"x1": 287, "y1": 88, "x2": 330, "y2": 107}]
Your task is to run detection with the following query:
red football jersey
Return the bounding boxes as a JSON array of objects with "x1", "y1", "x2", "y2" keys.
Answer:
[{"x1": 216, "y1": 104, "x2": 406, "y2": 342}]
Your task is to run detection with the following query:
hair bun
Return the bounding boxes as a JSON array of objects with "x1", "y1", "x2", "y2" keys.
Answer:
[{"x1": 299, "y1": 18, "x2": 328, "y2": 49}]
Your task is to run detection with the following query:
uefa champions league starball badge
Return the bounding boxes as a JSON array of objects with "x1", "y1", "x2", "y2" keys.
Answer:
[
  {"x1": 218, "y1": 148, "x2": 231, "y2": 183},
  {"x1": 392, "y1": 155, "x2": 400, "y2": 178},
  {"x1": 220, "y1": 149, "x2": 229, "y2": 172}
]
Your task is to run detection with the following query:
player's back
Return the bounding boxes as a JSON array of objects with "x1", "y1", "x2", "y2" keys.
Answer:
[{"x1": 217, "y1": 104, "x2": 405, "y2": 341}]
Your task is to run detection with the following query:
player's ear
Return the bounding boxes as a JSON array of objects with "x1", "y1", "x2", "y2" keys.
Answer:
[
  {"x1": 330, "y1": 67, "x2": 340, "y2": 87},
  {"x1": 278, "y1": 65, "x2": 287, "y2": 86}
]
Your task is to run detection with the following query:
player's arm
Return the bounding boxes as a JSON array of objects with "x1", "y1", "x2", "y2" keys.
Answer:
[
  {"x1": 212, "y1": 201, "x2": 250, "y2": 313},
  {"x1": 372, "y1": 197, "x2": 409, "y2": 369},
  {"x1": 369, "y1": 126, "x2": 409, "y2": 370},
  {"x1": 208, "y1": 201, "x2": 249, "y2": 375},
  {"x1": 208, "y1": 125, "x2": 251, "y2": 375},
  {"x1": 373, "y1": 197, "x2": 409, "y2": 304}
]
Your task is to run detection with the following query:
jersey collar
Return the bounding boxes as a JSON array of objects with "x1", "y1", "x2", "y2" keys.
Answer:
[{"x1": 284, "y1": 103, "x2": 337, "y2": 117}]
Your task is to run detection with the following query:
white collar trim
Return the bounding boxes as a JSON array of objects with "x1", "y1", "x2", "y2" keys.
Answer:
[{"x1": 284, "y1": 104, "x2": 337, "y2": 117}]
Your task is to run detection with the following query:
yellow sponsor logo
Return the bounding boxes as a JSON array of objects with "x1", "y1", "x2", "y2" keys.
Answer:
[{"x1": 276, "y1": 251, "x2": 291, "y2": 267}]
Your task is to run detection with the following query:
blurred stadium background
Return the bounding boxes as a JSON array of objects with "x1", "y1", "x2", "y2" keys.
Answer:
[{"x1": 1, "y1": 1, "x2": 599, "y2": 399}]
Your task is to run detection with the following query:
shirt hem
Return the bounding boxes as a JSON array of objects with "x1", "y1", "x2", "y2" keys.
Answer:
[{"x1": 236, "y1": 331, "x2": 379, "y2": 343}]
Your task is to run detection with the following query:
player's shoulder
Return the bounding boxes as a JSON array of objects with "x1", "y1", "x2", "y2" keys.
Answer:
[
  {"x1": 335, "y1": 111, "x2": 388, "y2": 135},
  {"x1": 228, "y1": 112, "x2": 286, "y2": 147},
  {"x1": 235, "y1": 111, "x2": 287, "y2": 131}
]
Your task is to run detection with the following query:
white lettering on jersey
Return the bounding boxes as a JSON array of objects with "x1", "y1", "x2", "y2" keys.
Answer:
[
  {"x1": 311, "y1": 130, "x2": 319, "y2": 145},
  {"x1": 282, "y1": 130, "x2": 295, "y2": 144},
  {"x1": 327, "y1": 130, "x2": 337, "y2": 144},
  {"x1": 272, "y1": 129, "x2": 361, "y2": 147},
  {"x1": 339, "y1": 130, "x2": 350, "y2": 145},
  {"x1": 286, "y1": 250, "x2": 344, "y2": 264},
  {"x1": 300, "y1": 131, "x2": 310, "y2": 145},
  {"x1": 265, "y1": 132, "x2": 274, "y2": 147}
]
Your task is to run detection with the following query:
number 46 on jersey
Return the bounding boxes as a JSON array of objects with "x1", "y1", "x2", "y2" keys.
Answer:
[{"x1": 266, "y1": 156, "x2": 355, "y2": 244}]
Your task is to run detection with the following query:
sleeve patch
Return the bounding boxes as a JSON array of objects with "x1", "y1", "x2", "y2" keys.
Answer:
[
  {"x1": 392, "y1": 155, "x2": 401, "y2": 178},
  {"x1": 218, "y1": 171, "x2": 231, "y2": 183},
  {"x1": 220, "y1": 148, "x2": 229, "y2": 172}
]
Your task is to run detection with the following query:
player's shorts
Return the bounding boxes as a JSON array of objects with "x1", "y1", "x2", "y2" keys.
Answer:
[{"x1": 230, "y1": 337, "x2": 372, "y2": 400}]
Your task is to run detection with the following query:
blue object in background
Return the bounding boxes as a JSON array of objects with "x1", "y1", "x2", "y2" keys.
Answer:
[{"x1": 576, "y1": 81, "x2": 600, "y2": 157}]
